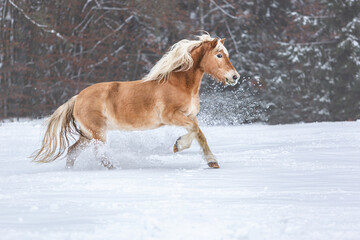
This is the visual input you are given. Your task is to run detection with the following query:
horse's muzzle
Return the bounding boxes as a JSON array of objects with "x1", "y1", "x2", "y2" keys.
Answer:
[{"x1": 225, "y1": 73, "x2": 240, "y2": 86}]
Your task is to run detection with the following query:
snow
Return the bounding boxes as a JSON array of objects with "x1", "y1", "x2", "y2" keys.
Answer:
[{"x1": 0, "y1": 120, "x2": 360, "y2": 240}]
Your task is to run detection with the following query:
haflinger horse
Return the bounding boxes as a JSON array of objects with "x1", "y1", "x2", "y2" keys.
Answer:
[{"x1": 32, "y1": 33, "x2": 240, "y2": 169}]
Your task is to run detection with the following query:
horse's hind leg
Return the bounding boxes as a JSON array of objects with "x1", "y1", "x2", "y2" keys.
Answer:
[
  {"x1": 91, "y1": 132, "x2": 115, "y2": 170},
  {"x1": 93, "y1": 141, "x2": 115, "y2": 170},
  {"x1": 66, "y1": 136, "x2": 89, "y2": 169},
  {"x1": 77, "y1": 116, "x2": 115, "y2": 169}
]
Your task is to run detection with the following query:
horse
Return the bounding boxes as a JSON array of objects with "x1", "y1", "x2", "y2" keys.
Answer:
[{"x1": 31, "y1": 33, "x2": 240, "y2": 169}]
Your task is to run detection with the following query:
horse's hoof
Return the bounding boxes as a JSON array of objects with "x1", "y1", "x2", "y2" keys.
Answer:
[
  {"x1": 173, "y1": 144, "x2": 178, "y2": 153},
  {"x1": 101, "y1": 160, "x2": 116, "y2": 170},
  {"x1": 65, "y1": 165, "x2": 73, "y2": 170},
  {"x1": 208, "y1": 162, "x2": 220, "y2": 168},
  {"x1": 107, "y1": 165, "x2": 116, "y2": 170},
  {"x1": 173, "y1": 137, "x2": 181, "y2": 153}
]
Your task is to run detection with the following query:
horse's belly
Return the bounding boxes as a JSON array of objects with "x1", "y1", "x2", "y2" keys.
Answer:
[{"x1": 106, "y1": 109, "x2": 163, "y2": 131}]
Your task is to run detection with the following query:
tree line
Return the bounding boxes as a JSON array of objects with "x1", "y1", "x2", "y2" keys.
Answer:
[{"x1": 0, "y1": 0, "x2": 359, "y2": 124}]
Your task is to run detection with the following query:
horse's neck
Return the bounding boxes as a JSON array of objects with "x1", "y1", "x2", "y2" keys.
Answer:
[
  {"x1": 186, "y1": 69, "x2": 204, "y2": 95},
  {"x1": 170, "y1": 46, "x2": 205, "y2": 95}
]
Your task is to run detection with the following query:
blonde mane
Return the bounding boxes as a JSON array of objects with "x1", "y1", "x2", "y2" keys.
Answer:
[{"x1": 143, "y1": 33, "x2": 228, "y2": 82}]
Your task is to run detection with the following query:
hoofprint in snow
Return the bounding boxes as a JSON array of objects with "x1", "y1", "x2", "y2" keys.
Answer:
[{"x1": 0, "y1": 120, "x2": 359, "y2": 240}]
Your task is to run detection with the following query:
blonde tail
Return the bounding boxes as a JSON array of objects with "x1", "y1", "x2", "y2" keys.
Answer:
[{"x1": 31, "y1": 95, "x2": 80, "y2": 163}]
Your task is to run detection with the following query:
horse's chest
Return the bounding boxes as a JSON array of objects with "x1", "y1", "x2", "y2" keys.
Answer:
[{"x1": 186, "y1": 97, "x2": 200, "y2": 116}]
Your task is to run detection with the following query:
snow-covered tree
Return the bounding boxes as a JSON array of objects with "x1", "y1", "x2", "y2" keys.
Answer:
[{"x1": 266, "y1": 0, "x2": 360, "y2": 123}]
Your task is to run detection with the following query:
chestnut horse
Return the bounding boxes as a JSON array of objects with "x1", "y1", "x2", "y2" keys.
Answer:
[{"x1": 32, "y1": 34, "x2": 240, "y2": 169}]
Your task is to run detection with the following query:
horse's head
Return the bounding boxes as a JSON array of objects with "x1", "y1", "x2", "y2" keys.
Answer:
[{"x1": 200, "y1": 38, "x2": 240, "y2": 86}]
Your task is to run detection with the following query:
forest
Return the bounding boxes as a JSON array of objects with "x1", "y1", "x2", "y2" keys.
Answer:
[{"x1": 0, "y1": 0, "x2": 359, "y2": 124}]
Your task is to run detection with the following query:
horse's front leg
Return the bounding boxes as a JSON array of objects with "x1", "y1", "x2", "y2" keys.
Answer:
[
  {"x1": 163, "y1": 112, "x2": 219, "y2": 168},
  {"x1": 195, "y1": 128, "x2": 219, "y2": 168},
  {"x1": 173, "y1": 130, "x2": 196, "y2": 153}
]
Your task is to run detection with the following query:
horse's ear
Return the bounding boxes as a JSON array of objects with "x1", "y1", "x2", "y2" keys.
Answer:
[
  {"x1": 220, "y1": 38, "x2": 225, "y2": 44},
  {"x1": 210, "y1": 38, "x2": 219, "y2": 48}
]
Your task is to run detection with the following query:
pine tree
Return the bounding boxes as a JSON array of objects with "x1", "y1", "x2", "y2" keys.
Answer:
[
  {"x1": 327, "y1": 0, "x2": 360, "y2": 120},
  {"x1": 268, "y1": 0, "x2": 360, "y2": 123}
]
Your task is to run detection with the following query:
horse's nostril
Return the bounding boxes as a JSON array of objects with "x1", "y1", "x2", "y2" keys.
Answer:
[{"x1": 233, "y1": 75, "x2": 238, "y2": 80}]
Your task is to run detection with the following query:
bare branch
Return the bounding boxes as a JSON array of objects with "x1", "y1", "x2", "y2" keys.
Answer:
[
  {"x1": 79, "y1": 14, "x2": 94, "y2": 33},
  {"x1": 88, "y1": 15, "x2": 133, "y2": 54},
  {"x1": 103, "y1": 19, "x2": 115, "y2": 30},
  {"x1": 94, "y1": 0, "x2": 101, "y2": 8},
  {"x1": 202, "y1": 4, "x2": 235, "y2": 20},
  {"x1": 225, "y1": 19, "x2": 239, "y2": 54},
  {"x1": 275, "y1": 40, "x2": 337, "y2": 46},
  {"x1": 93, "y1": 7, "x2": 128, "y2": 11},
  {"x1": 87, "y1": 45, "x2": 125, "y2": 68},
  {"x1": 49, "y1": 51, "x2": 90, "y2": 68},
  {"x1": 82, "y1": 0, "x2": 92, "y2": 13},
  {"x1": 8, "y1": 0, "x2": 46, "y2": 27},
  {"x1": 310, "y1": 26, "x2": 327, "y2": 41},
  {"x1": 289, "y1": 11, "x2": 336, "y2": 19},
  {"x1": 221, "y1": 0, "x2": 235, "y2": 9},
  {"x1": 73, "y1": 7, "x2": 95, "y2": 33},
  {"x1": 209, "y1": 0, "x2": 238, "y2": 19},
  {"x1": 8, "y1": 0, "x2": 70, "y2": 44}
]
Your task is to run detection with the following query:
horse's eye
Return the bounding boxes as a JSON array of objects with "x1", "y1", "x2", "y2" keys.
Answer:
[{"x1": 217, "y1": 53, "x2": 222, "y2": 58}]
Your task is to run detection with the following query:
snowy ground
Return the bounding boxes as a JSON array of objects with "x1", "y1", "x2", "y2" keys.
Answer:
[{"x1": 0, "y1": 120, "x2": 359, "y2": 240}]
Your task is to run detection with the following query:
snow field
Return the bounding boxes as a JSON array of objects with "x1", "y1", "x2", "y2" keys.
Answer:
[{"x1": 0, "y1": 120, "x2": 359, "y2": 240}]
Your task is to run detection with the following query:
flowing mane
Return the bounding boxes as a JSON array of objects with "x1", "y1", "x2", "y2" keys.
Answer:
[{"x1": 143, "y1": 33, "x2": 228, "y2": 82}]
